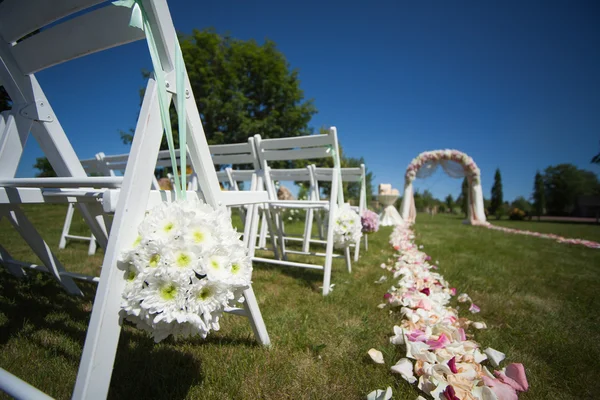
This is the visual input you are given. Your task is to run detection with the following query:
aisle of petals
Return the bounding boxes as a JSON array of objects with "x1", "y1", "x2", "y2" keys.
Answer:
[
  {"x1": 484, "y1": 224, "x2": 600, "y2": 249},
  {"x1": 367, "y1": 222, "x2": 529, "y2": 400}
]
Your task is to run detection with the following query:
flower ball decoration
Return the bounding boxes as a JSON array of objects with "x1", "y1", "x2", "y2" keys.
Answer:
[
  {"x1": 333, "y1": 204, "x2": 363, "y2": 248},
  {"x1": 361, "y1": 209, "x2": 380, "y2": 234},
  {"x1": 119, "y1": 198, "x2": 251, "y2": 342}
]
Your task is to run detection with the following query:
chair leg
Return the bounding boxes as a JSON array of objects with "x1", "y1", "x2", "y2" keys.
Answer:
[
  {"x1": 87, "y1": 236, "x2": 97, "y2": 256},
  {"x1": 302, "y1": 208, "x2": 314, "y2": 253},
  {"x1": 59, "y1": 203, "x2": 75, "y2": 250},
  {"x1": 273, "y1": 210, "x2": 287, "y2": 261},
  {"x1": 258, "y1": 212, "x2": 268, "y2": 249},
  {"x1": 322, "y1": 207, "x2": 336, "y2": 296},
  {"x1": 0, "y1": 243, "x2": 26, "y2": 278},
  {"x1": 364, "y1": 234, "x2": 368, "y2": 251},
  {"x1": 353, "y1": 236, "x2": 360, "y2": 262},
  {"x1": 1, "y1": 206, "x2": 82, "y2": 296},
  {"x1": 263, "y1": 208, "x2": 281, "y2": 260},
  {"x1": 241, "y1": 285, "x2": 270, "y2": 346},
  {"x1": 345, "y1": 247, "x2": 352, "y2": 273}
]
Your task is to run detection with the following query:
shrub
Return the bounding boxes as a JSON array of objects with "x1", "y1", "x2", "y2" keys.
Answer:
[{"x1": 509, "y1": 208, "x2": 526, "y2": 220}]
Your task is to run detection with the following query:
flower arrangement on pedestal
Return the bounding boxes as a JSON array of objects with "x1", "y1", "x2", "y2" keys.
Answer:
[
  {"x1": 119, "y1": 198, "x2": 252, "y2": 342},
  {"x1": 332, "y1": 204, "x2": 363, "y2": 248}
]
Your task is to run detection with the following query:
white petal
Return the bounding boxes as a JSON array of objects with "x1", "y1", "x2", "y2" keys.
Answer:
[
  {"x1": 366, "y1": 387, "x2": 392, "y2": 400},
  {"x1": 472, "y1": 321, "x2": 487, "y2": 329},
  {"x1": 484, "y1": 347, "x2": 505, "y2": 367},
  {"x1": 368, "y1": 348, "x2": 385, "y2": 364},
  {"x1": 391, "y1": 358, "x2": 416, "y2": 384},
  {"x1": 389, "y1": 326, "x2": 404, "y2": 345},
  {"x1": 474, "y1": 349, "x2": 488, "y2": 364}
]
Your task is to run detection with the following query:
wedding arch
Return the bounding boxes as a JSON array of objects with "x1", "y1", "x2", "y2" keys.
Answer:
[{"x1": 399, "y1": 149, "x2": 488, "y2": 225}]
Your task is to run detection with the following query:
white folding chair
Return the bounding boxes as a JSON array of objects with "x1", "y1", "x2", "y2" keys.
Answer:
[
  {"x1": 58, "y1": 152, "x2": 164, "y2": 255},
  {"x1": 0, "y1": 1, "x2": 270, "y2": 398},
  {"x1": 253, "y1": 127, "x2": 351, "y2": 296},
  {"x1": 258, "y1": 166, "x2": 327, "y2": 254},
  {"x1": 311, "y1": 164, "x2": 368, "y2": 261},
  {"x1": 57, "y1": 158, "x2": 102, "y2": 255}
]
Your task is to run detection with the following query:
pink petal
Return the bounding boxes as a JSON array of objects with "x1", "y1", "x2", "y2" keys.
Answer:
[
  {"x1": 457, "y1": 328, "x2": 466, "y2": 341},
  {"x1": 407, "y1": 330, "x2": 427, "y2": 342},
  {"x1": 443, "y1": 385, "x2": 460, "y2": 400},
  {"x1": 450, "y1": 288, "x2": 457, "y2": 296},
  {"x1": 417, "y1": 299, "x2": 432, "y2": 311},
  {"x1": 426, "y1": 333, "x2": 450, "y2": 350},
  {"x1": 469, "y1": 303, "x2": 481, "y2": 313},
  {"x1": 448, "y1": 356, "x2": 458, "y2": 373},
  {"x1": 420, "y1": 288, "x2": 431, "y2": 296},
  {"x1": 481, "y1": 376, "x2": 518, "y2": 400},
  {"x1": 505, "y1": 363, "x2": 529, "y2": 392}
]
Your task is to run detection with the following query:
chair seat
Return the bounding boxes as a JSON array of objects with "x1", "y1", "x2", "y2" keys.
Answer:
[
  {"x1": 267, "y1": 200, "x2": 329, "y2": 209},
  {"x1": 0, "y1": 177, "x2": 124, "y2": 188}
]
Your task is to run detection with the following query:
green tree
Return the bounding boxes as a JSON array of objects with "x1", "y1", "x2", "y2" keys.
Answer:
[
  {"x1": 490, "y1": 168, "x2": 503, "y2": 219},
  {"x1": 445, "y1": 194, "x2": 454, "y2": 211},
  {"x1": 592, "y1": 141, "x2": 600, "y2": 164},
  {"x1": 460, "y1": 177, "x2": 469, "y2": 217},
  {"x1": 122, "y1": 29, "x2": 316, "y2": 148},
  {"x1": 532, "y1": 171, "x2": 545, "y2": 220},
  {"x1": 511, "y1": 196, "x2": 531, "y2": 213},
  {"x1": 33, "y1": 157, "x2": 56, "y2": 177},
  {"x1": 543, "y1": 163, "x2": 600, "y2": 215}
]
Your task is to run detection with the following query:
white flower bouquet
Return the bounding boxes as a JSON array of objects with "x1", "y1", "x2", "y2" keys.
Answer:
[
  {"x1": 119, "y1": 198, "x2": 251, "y2": 342},
  {"x1": 332, "y1": 204, "x2": 363, "y2": 248}
]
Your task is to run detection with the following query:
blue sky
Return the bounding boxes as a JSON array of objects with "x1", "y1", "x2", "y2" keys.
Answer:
[{"x1": 14, "y1": 0, "x2": 600, "y2": 202}]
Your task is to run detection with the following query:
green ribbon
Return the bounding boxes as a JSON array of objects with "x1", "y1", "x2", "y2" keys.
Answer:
[{"x1": 113, "y1": 0, "x2": 187, "y2": 199}]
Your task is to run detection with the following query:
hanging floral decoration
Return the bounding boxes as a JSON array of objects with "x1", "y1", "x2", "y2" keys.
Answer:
[
  {"x1": 361, "y1": 209, "x2": 380, "y2": 234},
  {"x1": 115, "y1": 1, "x2": 252, "y2": 342},
  {"x1": 119, "y1": 199, "x2": 252, "y2": 342},
  {"x1": 333, "y1": 204, "x2": 363, "y2": 248}
]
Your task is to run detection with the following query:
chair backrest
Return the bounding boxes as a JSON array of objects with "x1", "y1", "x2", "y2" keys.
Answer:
[
  {"x1": 254, "y1": 128, "x2": 342, "y2": 201},
  {"x1": 0, "y1": 0, "x2": 146, "y2": 180},
  {"x1": 312, "y1": 164, "x2": 367, "y2": 210}
]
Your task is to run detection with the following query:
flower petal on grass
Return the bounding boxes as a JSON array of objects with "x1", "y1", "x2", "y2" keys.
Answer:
[
  {"x1": 366, "y1": 387, "x2": 392, "y2": 400},
  {"x1": 391, "y1": 358, "x2": 416, "y2": 383},
  {"x1": 368, "y1": 348, "x2": 385, "y2": 364},
  {"x1": 484, "y1": 348, "x2": 506, "y2": 367}
]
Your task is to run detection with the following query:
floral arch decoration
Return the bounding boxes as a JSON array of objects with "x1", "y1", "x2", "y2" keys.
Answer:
[{"x1": 399, "y1": 149, "x2": 488, "y2": 225}]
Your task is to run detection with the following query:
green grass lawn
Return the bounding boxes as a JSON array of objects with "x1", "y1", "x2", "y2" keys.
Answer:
[{"x1": 0, "y1": 206, "x2": 599, "y2": 399}]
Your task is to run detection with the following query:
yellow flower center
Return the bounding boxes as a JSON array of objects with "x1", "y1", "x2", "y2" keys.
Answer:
[
  {"x1": 231, "y1": 263, "x2": 241, "y2": 274},
  {"x1": 193, "y1": 230, "x2": 205, "y2": 243},
  {"x1": 176, "y1": 252, "x2": 192, "y2": 268},
  {"x1": 149, "y1": 253, "x2": 161, "y2": 267},
  {"x1": 126, "y1": 271, "x2": 136, "y2": 281},
  {"x1": 160, "y1": 284, "x2": 177, "y2": 300},
  {"x1": 163, "y1": 222, "x2": 174, "y2": 233},
  {"x1": 198, "y1": 286, "x2": 213, "y2": 301}
]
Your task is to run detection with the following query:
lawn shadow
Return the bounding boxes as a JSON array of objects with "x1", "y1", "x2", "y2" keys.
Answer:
[
  {"x1": 0, "y1": 269, "x2": 95, "y2": 352},
  {"x1": 252, "y1": 255, "x2": 324, "y2": 291},
  {"x1": 109, "y1": 332, "x2": 204, "y2": 400}
]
